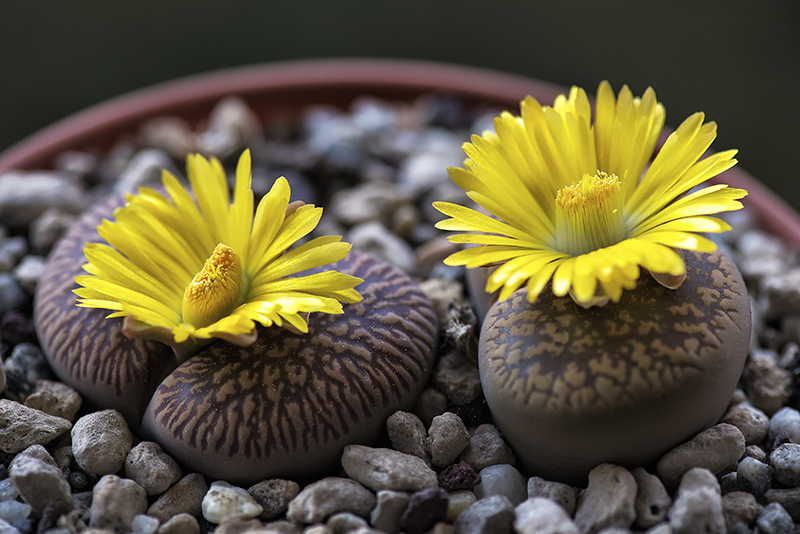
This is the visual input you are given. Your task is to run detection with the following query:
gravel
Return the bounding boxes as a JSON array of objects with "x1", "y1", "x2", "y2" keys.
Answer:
[{"x1": 2, "y1": 91, "x2": 800, "y2": 533}]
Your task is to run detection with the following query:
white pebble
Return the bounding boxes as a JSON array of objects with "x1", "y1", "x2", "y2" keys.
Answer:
[
  {"x1": 131, "y1": 514, "x2": 160, "y2": 534},
  {"x1": 0, "y1": 500, "x2": 30, "y2": 523},
  {"x1": 0, "y1": 479, "x2": 18, "y2": 502},
  {"x1": 201, "y1": 481, "x2": 263, "y2": 524}
]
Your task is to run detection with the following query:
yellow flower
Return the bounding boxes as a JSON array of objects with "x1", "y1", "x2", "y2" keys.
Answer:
[
  {"x1": 75, "y1": 149, "x2": 363, "y2": 351},
  {"x1": 434, "y1": 81, "x2": 747, "y2": 308}
]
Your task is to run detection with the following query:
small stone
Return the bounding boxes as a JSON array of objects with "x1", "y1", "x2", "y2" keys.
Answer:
[
  {"x1": 72, "y1": 409, "x2": 133, "y2": 475},
  {"x1": 445, "y1": 491, "x2": 476, "y2": 524},
  {"x1": 743, "y1": 352, "x2": 792, "y2": 415},
  {"x1": 574, "y1": 464, "x2": 636, "y2": 534},
  {"x1": 459, "y1": 424, "x2": 516, "y2": 471},
  {"x1": 24, "y1": 380, "x2": 82, "y2": 421},
  {"x1": 721, "y1": 403, "x2": 769, "y2": 445},
  {"x1": 399, "y1": 486, "x2": 448, "y2": 534},
  {"x1": 474, "y1": 464, "x2": 527, "y2": 506},
  {"x1": 631, "y1": 468, "x2": 671, "y2": 529},
  {"x1": 138, "y1": 117, "x2": 196, "y2": 159},
  {"x1": 770, "y1": 443, "x2": 800, "y2": 487},
  {"x1": 147, "y1": 473, "x2": 209, "y2": 523},
  {"x1": 0, "y1": 310, "x2": 36, "y2": 347},
  {"x1": 201, "y1": 481, "x2": 263, "y2": 524},
  {"x1": 413, "y1": 387, "x2": 448, "y2": 428},
  {"x1": 744, "y1": 444, "x2": 767, "y2": 463},
  {"x1": 0, "y1": 274, "x2": 27, "y2": 315},
  {"x1": 0, "y1": 500, "x2": 32, "y2": 524},
  {"x1": 156, "y1": 513, "x2": 200, "y2": 534},
  {"x1": 721, "y1": 492, "x2": 757, "y2": 531},
  {"x1": 328, "y1": 182, "x2": 413, "y2": 227},
  {"x1": 762, "y1": 268, "x2": 800, "y2": 319},
  {"x1": 327, "y1": 512, "x2": 368, "y2": 534},
  {"x1": 9, "y1": 445, "x2": 72, "y2": 515},
  {"x1": 12, "y1": 256, "x2": 45, "y2": 294},
  {"x1": 452, "y1": 495, "x2": 514, "y2": 534},
  {"x1": 286, "y1": 477, "x2": 376, "y2": 524},
  {"x1": 396, "y1": 147, "x2": 464, "y2": 198},
  {"x1": 90, "y1": 474, "x2": 148, "y2": 533},
  {"x1": 764, "y1": 487, "x2": 800, "y2": 521},
  {"x1": 125, "y1": 441, "x2": 183, "y2": 496},
  {"x1": 755, "y1": 502, "x2": 795, "y2": 534},
  {"x1": 131, "y1": 514, "x2": 160, "y2": 534},
  {"x1": 248, "y1": 479, "x2": 300, "y2": 521},
  {"x1": 0, "y1": 171, "x2": 87, "y2": 229},
  {"x1": 341, "y1": 445, "x2": 437, "y2": 492},
  {"x1": 438, "y1": 461, "x2": 481, "y2": 492},
  {"x1": 197, "y1": 97, "x2": 263, "y2": 158},
  {"x1": 768, "y1": 406, "x2": 800, "y2": 445},
  {"x1": 369, "y1": 490, "x2": 409, "y2": 534},
  {"x1": 347, "y1": 222, "x2": 417, "y2": 274},
  {"x1": 526, "y1": 477, "x2": 577, "y2": 517},
  {"x1": 3, "y1": 342, "x2": 53, "y2": 401},
  {"x1": 514, "y1": 497, "x2": 579, "y2": 534},
  {"x1": 29, "y1": 208, "x2": 76, "y2": 254},
  {"x1": 418, "y1": 278, "x2": 466, "y2": 326},
  {"x1": 0, "y1": 399, "x2": 71, "y2": 453},
  {"x1": 427, "y1": 412, "x2": 471, "y2": 467},
  {"x1": 113, "y1": 149, "x2": 178, "y2": 195},
  {"x1": 737, "y1": 456, "x2": 773, "y2": 497},
  {"x1": 667, "y1": 468, "x2": 725, "y2": 534},
  {"x1": 656, "y1": 423, "x2": 746, "y2": 486},
  {"x1": 0, "y1": 478, "x2": 19, "y2": 501},
  {"x1": 431, "y1": 352, "x2": 481, "y2": 405},
  {"x1": 386, "y1": 411, "x2": 429, "y2": 462}
]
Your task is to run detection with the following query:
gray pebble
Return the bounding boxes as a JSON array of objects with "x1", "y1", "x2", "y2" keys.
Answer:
[
  {"x1": 29, "y1": 208, "x2": 76, "y2": 254},
  {"x1": 768, "y1": 406, "x2": 800, "y2": 445},
  {"x1": 762, "y1": 268, "x2": 800, "y2": 319},
  {"x1": 445, "y1": 491, "x2": 476, "y2": 524},
  {"x1": 428, "y1": 412, "x2": 470, "y2": 467},
  {"x1": 744, "y1": 444, "x2": 767, "y2": 463},
  {"x1": 656, "y1": 423, "x2": 746, "y2": 486},
  {"x1": 459, "y1": 424, "x2": 516, "y2": 471},
  {"x1": 0, "y1": 171, "x2": 87, "y2": 229},
  {"x1": 413, "y1": 387, "x2": 448, "y2": 428},
  {"x1": 248, "y1": 479, "x2": 301, "y2": 521},
  {"x1": 155, "y1": 513, "x2": 200, "y2": 534},
  {"x1": 12, "y1": 255, "x2": 45, "y2": 294},
  {"x1": 418, "y1": 278, "x2": 466, "y2": 327},
  {"x1": 574, "y1": 464, "x2": 636, "y2": 534},
  {"x1": 744, "y1": 352, "x2": 792, "y2": 415},
  {"x1": 397, "y1": 146, "x2": 465, "y2": 197},
  {"x1": 147, "y1": 473, "x2": 208, "y2": 523},
  {"x1": 721, "y1": 403, "x2": 769, "y2": 445},
  {"x1": 0, "y1": 399, "x2": 71, "y2": 453},
  {"x1": 526, "y1": 476, "x2": 577, "y2": 517},
  {"x1": 432, "y1": 352, "x2": 481, "y2": 405},
  {"x1": 0, "y1": 274, "x2": 28, "y2": 315},
  {"x1": 764, "y1": 487, "x2": 800, "y2": 521},
  {"x1": 9, "y1": 445, "x2": 72, "y2": 515},
  {"x1": 3, "y1": 342, "x2": 53, "y2": 402},
  {"x1": 197, "y1": 97, "x2": 263, "y2": 158},
  {"x1": 347, "y1": 222, "x2": 417, "y2": 274},
  {"x1": 386, "y1": 411, "x2": 429, "y2": 462},
  {"x1": 369, "y1": 490, "x2": 409, "y2": 534},
  {"x1": 631, "y1": 468, "x2": 671, "y2": 529},
  {"x1": 201, "y1": 481, "x2": 263, "y2": 524},
  {"x1": 399, "y1": 486, "x2": 449, "y2": 534},
  {"x1": 341, "y1": 445, "x2": 437, "y2": 492},
  {"x1": 287, "y1": 477, "x2": 376, "y2": 524},
  {"x1": 328, "y1": 182, "x2": 413, "y2": 227},
  {"x1": 327, "y1": 512, "x2": 368, "y2": 534},
  {"x1": 737, "y1": 456, "x2": 773, "y2": 497},
  {"x1": 755, "y1": 502, "x2": 795, "y2": 534},
  {"x1": 90, "y1": 474, "x2": 148, "y2": 533},
  {"x1": 72, "y1": 409, "x2": 133, "y2": 475},
  {"x1": 719, "y1": 471, "x2": 740, "y2": 495},
  {"x1": 721, "y1": 492, "x2": 757, "y2": 531},
  {"x1": 667, "y1": 468, "x2": 725, "y2": 534},
  {"x1": 474, "y1": 464, "x2": 527, "y2": 506},
  {"x1": 453, "y1": 495, "x2": 514, "y2": 534},
  {"x1": 24, "y1": 379, "x2": 82, "y2": 421},
  {"x1": 125, "y1": 441, "x2": 183, "y2": 496},
  {"x1": 113, "y1": 149, "x2": 177, "y2": 195},
  {"x1": 771, "y1": 443, "x2": 800, "y2": 487},
  {"x1": 138, "y1": 117, "x2": 196, "y2": 159},
  {"x1": 131, "y1": 514, "x2": 160, "y2": 534},
  {"x1": 514, "y1": 497, "x2": 579, "y2": 534}
]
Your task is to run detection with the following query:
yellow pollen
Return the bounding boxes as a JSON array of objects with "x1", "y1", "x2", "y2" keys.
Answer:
[
  {"x1": 182, "y1": 243, "x2": 243, "y2": 328},
  {"x1": 554, "y1": 172, "x2": 625, "y2": 256}
]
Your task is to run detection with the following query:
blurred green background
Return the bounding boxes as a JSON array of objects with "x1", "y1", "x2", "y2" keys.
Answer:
[{"x1": 1, "y1": 1, "x2": 798, "y2": 207}]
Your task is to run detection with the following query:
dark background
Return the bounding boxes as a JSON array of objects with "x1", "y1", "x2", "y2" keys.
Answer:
[{"x1": 1, "y1": 1, "x2": 798, "y2": 207}]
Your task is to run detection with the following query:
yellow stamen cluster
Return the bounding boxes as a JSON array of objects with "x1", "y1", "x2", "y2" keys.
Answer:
[
  {"x1": 182, "y1": 244, "x2": 243, "y2": 328},
  {"x1": 555, "y1": 172, "x2": 625, "y2": 256}
]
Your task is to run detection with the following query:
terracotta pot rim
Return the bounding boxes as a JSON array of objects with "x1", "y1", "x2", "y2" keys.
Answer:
[{"x1": 0, "y1": 57, "x2": 796, "y2": 247}]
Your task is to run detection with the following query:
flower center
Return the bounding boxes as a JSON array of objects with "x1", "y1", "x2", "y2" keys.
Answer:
[
  {"x1": 554, "y1": 171, "x2": 625, "y2": 256},
  {"x1": 182, "y1": 243, "x2": 243, "y2": 328}
]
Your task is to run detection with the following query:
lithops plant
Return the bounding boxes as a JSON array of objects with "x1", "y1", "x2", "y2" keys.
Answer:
[
  {"x1": 434, "y1": 81, "x2": 751, "y2": 484},
  {"x1": 35, "y1": 150, "x2": 437, "y2": 484}
]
